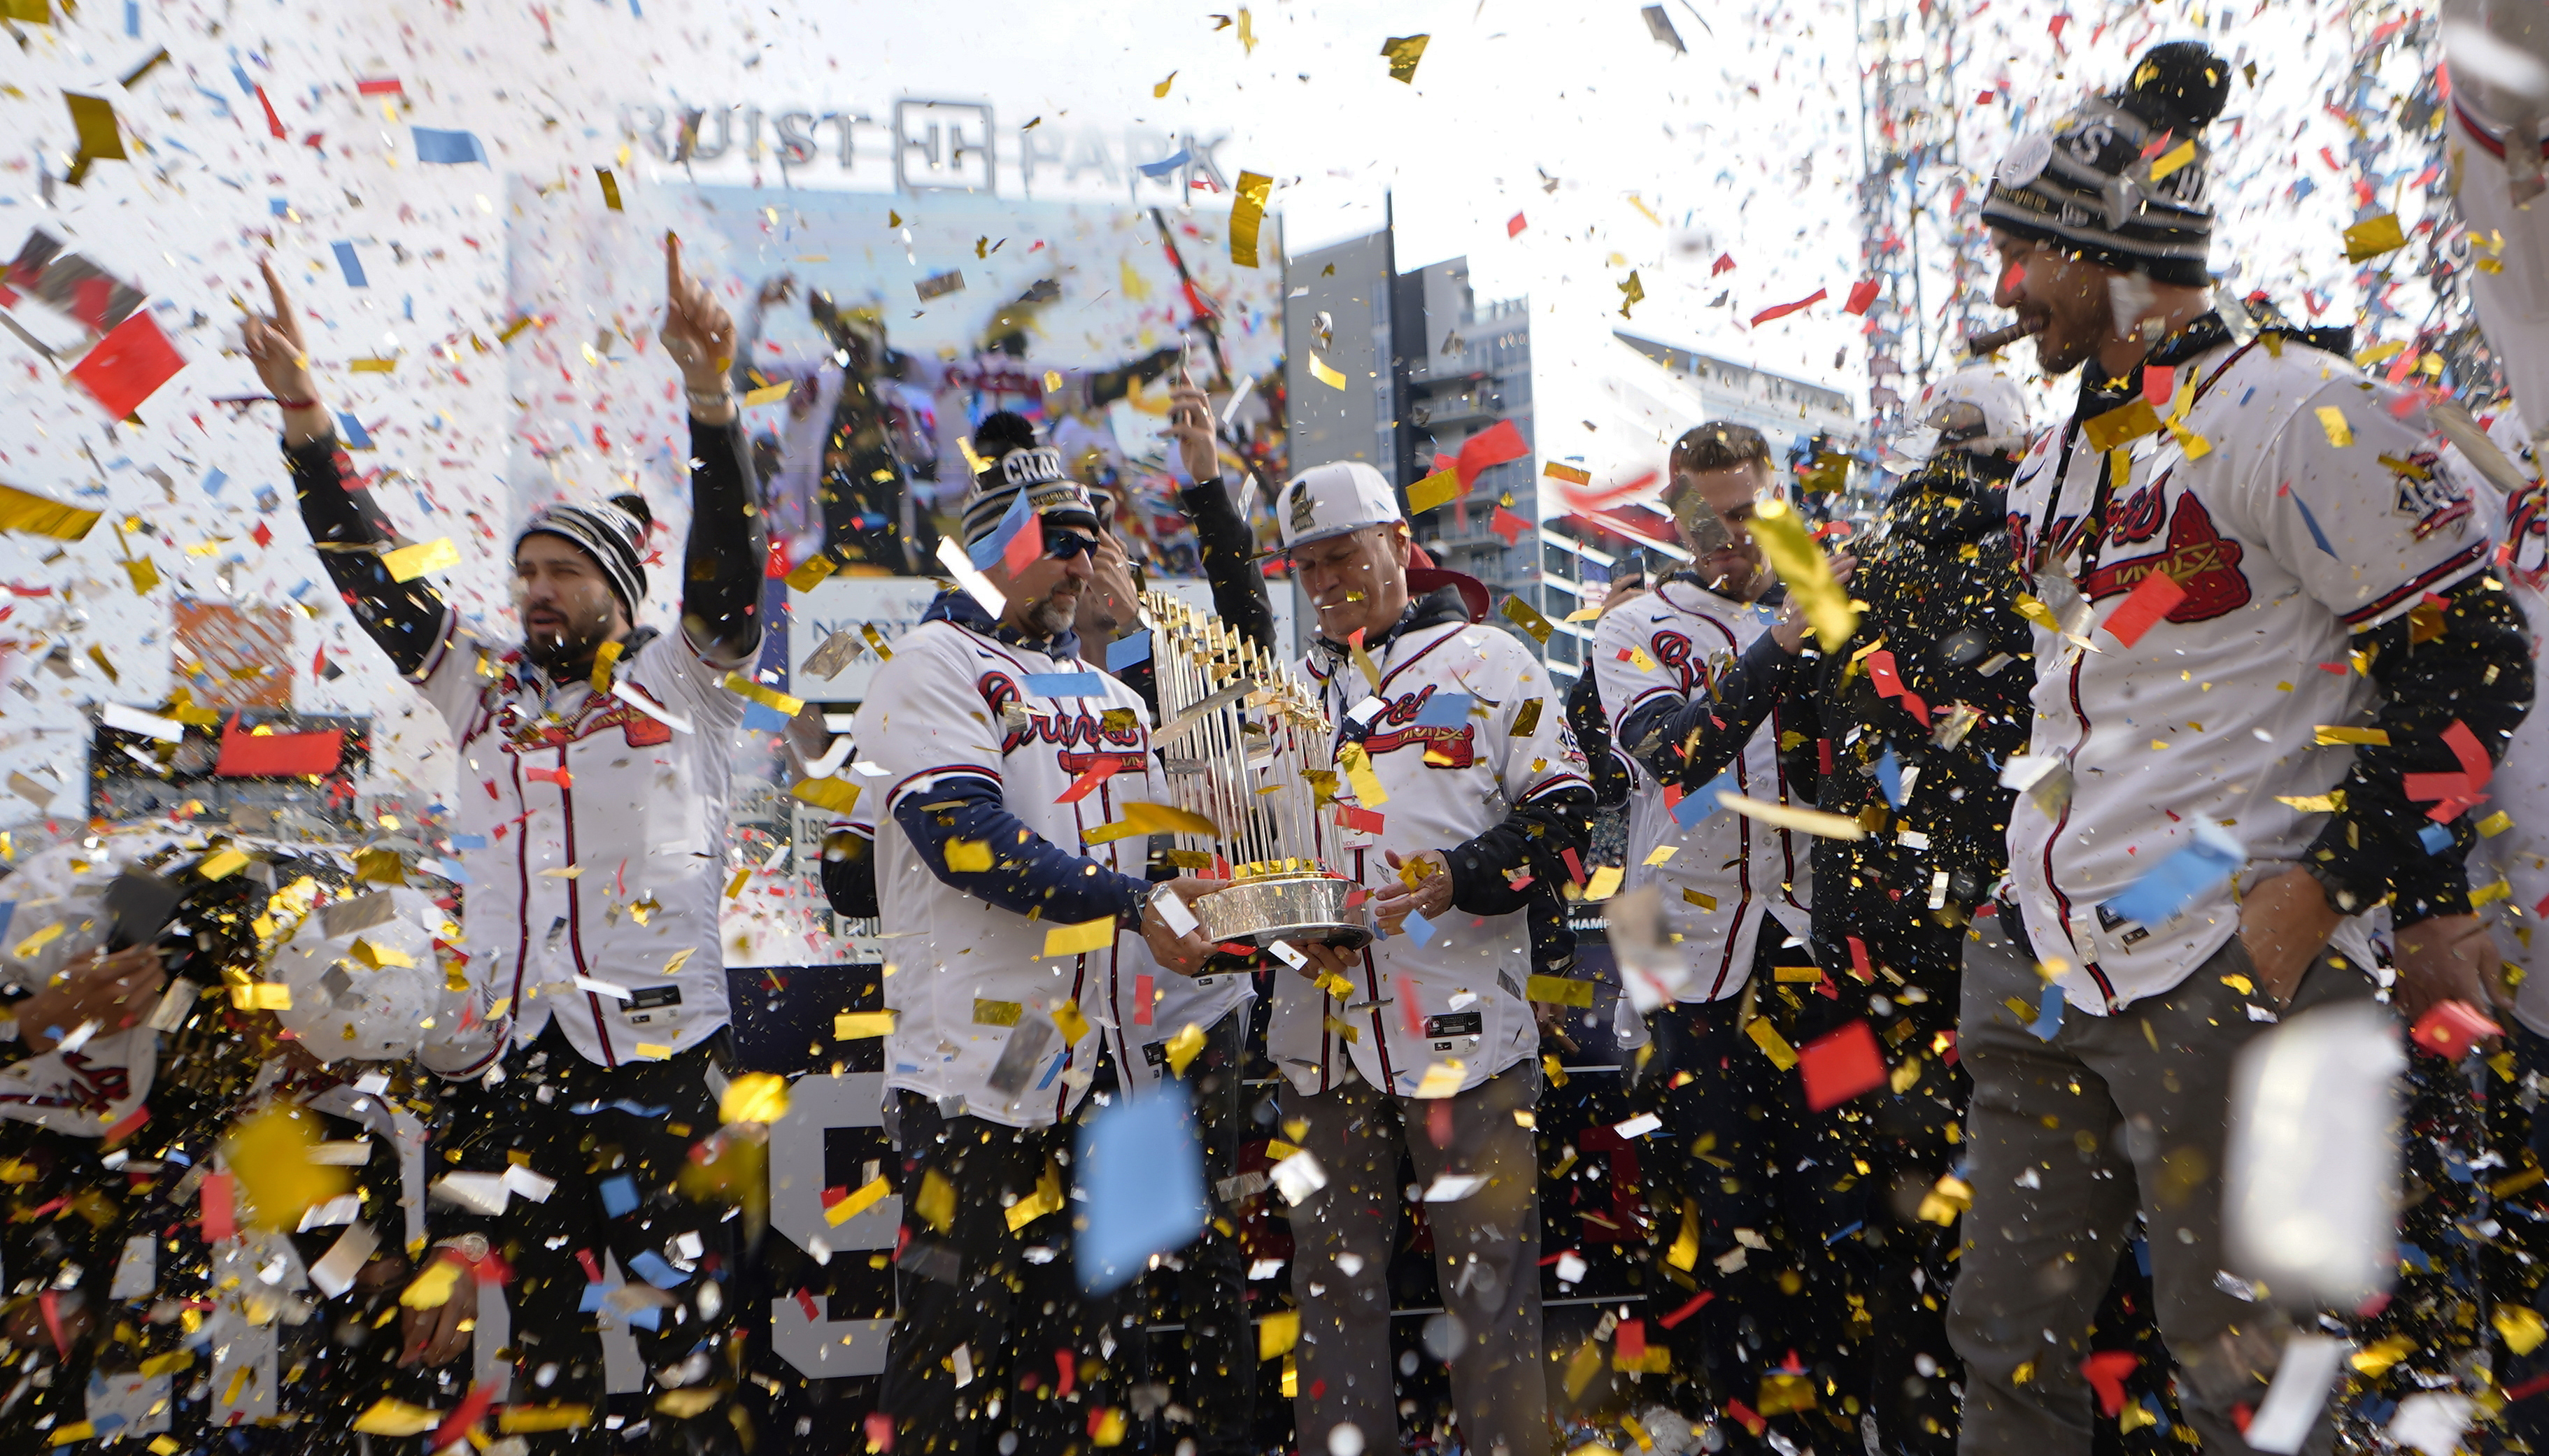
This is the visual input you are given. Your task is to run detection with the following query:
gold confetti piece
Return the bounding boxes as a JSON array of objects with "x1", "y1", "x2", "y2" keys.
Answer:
[
  {"x1": 198, "y1": 848, "x2": 250, "y2": 880},
  {"x1": 1584, "y1": 864, "x2": 1623, "y2": 900},
  {"x1": 783, "y1": 552, "x2": 837, "y2": 594},
  {"x1": 125, "y1": 556, "x2": 159, "y2": 594},
  {"x1": 499, "y1": 315, "x2": 538, "y2": 343},
  {"x1": 1259, "y1": 1307, "x2": 1300, "y2": 1360},
  {"x1": 399, "y1": 1261, "x2": 462, "y2": 1310},
  {"x1": 1718, "y1": 792, "x2": 1866, "y2": 839},
  {"x1": 2275, "y1": 792, "x2": 2344, "y2": 813},
  {"x1": 499, "y1": 1406, "x2": 595, "y2": 1434},
  {"x1": 1542, "y1": 461, "x2": 1592, "y2": 486},
  {"x1": 0, "y1": 483, "x2": 99, "y2": 541},
  {"x1": 1528, "y1": 974, "x2": 1596, "y2": 1007},
  {"x1": 4, "y1": 0, "x2": 50, "y2": 22},
  {"x1": 1230, "y1": 170, "x2": 1273, "y2": 268},
  {"x1": 2146, "y1": 138, "x2": 2198, "y2": 182},
  {"x1": 1051, "y1": 999, "x2": 1092, "y2": 1045},
  {"x1": 66, "y1": 92, "x2": 126, "y2": 162},
  {"x1": 825, "y1": 1176, "x2": 890, "y2": 1226},
  {"x1": 353, "y1": 1401, "x2": 445, "y2": 1437},
  {"x1": 790, "y1": 777, "x2": 860, "y2": 814},
  {"x1": 2343, "y1": 213, "x2": 2406, "y2": 264},
  {"x1": 350, "y1": 938, "x2": 414, "y2": 969},
  {"x1": 914, "y1": 1169, "x2": 955, "y2": 1232},
  {"x1": 1153, "y1": 71, "x2": 1178, "y2": 97},
  {"x1": 1748, "y1": 499, "x2": 1857, "y2": 651},
  {"x1": 587, "y1": 638, "x2": 624, "y2": 693},
  {"x1": 2315, "y1": 406, "x2": 2352, "y2": 447},
  {"x1": 597, "y1": 167, "x2": 623, "y2": 210},
  {"x1": 382, "y1": 538, "x2": 460, "y2": 582},
  {"x1": 945, "y1": 838, "x2": 991, "y2": 871},
  {"x1": 226, "y1": 1107, "x2": 349, "y2": 1229},
  {"x1": 744, "y1": 380, "x2": 793, "y2": 406},
  {"x1": 1622, "y1": 645, "x2": 1657, "y2": 671},
  {"x1": 1643, "y1": 845, "x2": 1679, "y2": 866},
  {"x1": 1166, "y1": 1021, "x2": 1208, "y2": 1075},
  {"x1": 149, "y1": 1434, "x2": 184, "y2": 1453},
  {"x1": 633, "y1": 1043, "x2": 672, "y2": 1059},
  {"x1": 1124, "y1": 800, "x2": 1219, "y2": 835},
  {"x1": 1773, "y1": 965, "x2": 1824, "y2": 983},
  {"x1": 835, "y1": 1011, "x2": 894, "y2": 1040},
  {"x1": 1412, "y1": 1059, "x2": 1467, "y2": 1097},
  {"x1": 723, "y1": 868, "x2": 750, "y2": 899},
  {"x1": 2478, "y1": 810, "x2": 2515, "y2": 838},
  {"x1": 1308, "y1": 354, "x2": 1348, "y2": 390},
  {"x1": 1084, "y1": 821, "x2": 1151, "y2": 845},
  {"x1": 2313, "y1": 725, "x2": 2388, "y2": 745},
  {"x1": 1501, "y1": 594, "x2": 1555, "y2": 644},
  {"x1": 2473, "y1": 879, "x2": 2513, "y2": 908},
  {"x1": 719, "y1": 1070, "x2": 790, "y2": 1125},
  {"x1": 1746, "y1": 1016, "x2": 1800, "y2": 1069},
  {"x1": 1337, "y1": 742, "x2": 1389, "y2": 805},
  {"x1": 1004, "y1": 1166, "x2": 1064, "y2": 1232},
  {"x1": 723, "y1": 671, "x2": 807, "y2": 715},
  {"x1": 1381, "y1": 33, "x2": 1430, "y2": 82},
  {"x1": 350, "y1": 357, "x2": 398, "y2": 373},
  {"x1": 1042, "y1": 917, "x2": 1116, "y2": 958},
  {"x1": 1511, "y1": 697, "x2": 1544, "y2": 736},
  {"x1": 2082, "y1": 397, "x2": 2162, "y2": 452},
  {"x1": 1407, "y1": 468, "x2": 1462, "y2": 515}
]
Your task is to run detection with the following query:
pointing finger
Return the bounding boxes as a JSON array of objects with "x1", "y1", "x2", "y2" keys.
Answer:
[
  {"x1": 666, "y1": 231, "x2": 683, "y2": 306},
  {"x1": 259, "y1": 257, "x2": 296, "y2": 334}
]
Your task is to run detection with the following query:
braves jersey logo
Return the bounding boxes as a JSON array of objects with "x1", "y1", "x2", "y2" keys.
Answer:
[
  {"x1": 1646, "y1": 630, "x2": 1714, "y2": 697},
  {"x1": 2080, "y1": 487, "x2": 2250, "y2": 620},
  {"x1": 481, "y1": 692, "x2": 674, "y2": 753},
  {"x1": 1354, "y1": 683, "x2": 1476, "y2": 768},
  {"x1": 0, "y1": 1050, "x2": 133, "y2": 1115},
  {"x1": 2388, "y1": 449, "x2": 2473, "y2": 541},
  {"x1": 2107, "y1": 483, "x2": 2166, "y2": 545},
  {"x1": 980, "y1": 671, "x2": 1144, "y2": 771}
]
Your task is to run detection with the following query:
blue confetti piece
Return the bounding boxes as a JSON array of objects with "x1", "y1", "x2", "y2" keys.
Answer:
[
  {"x1": 0, "y1": 901, "x2": 13, "y2": 944},
  {"x1": 1674, "y1": 769, "x2": 1735, "y2": 827},
  {"x1": 335, "y1": 412, "x2": 373, "y2": 448},
  {"x1": 967, "y1": 487, "x2": 1035, "y2": 568},
  {"x1": 626, "y1": 1250, "x2": 688, "y2": 1288},
  {"x1": 201, "y1": 468, "x2": 227, "y2": 496},
  {"x1": 2420, "y1": 821, "x2": 2455, "y2": 855},
  {"x1": 229, "y1": 62, "x2": 254, "y2": 96},
  {"x1": 1024, "y1": 672, "x2": 1105, "y2": 697},
  {"x1": 2028, "y1": 983, "x2": 2065, "y2": 1040},
  {"x1": 124, "y1": 0, "x2": 137, "y2": 36},
  {"x1": 331, "y1": 241, "x2": 367, "y2": 287},
  {"x1": 1876, "y1": 744, "x2": 1905, "y2": 808},
  {"x1": 1105, "y1": 631, "x2": 1151, "y2": 671},
  {"x1": 1822, "y1": 1219, "x2": 1863, "y2": 1246},
  {"x1": 625, "y1": 1304, "x2": 662, "y2": 1331},
  {"x1": 432, "y1": 859, "x2": 469, "y2": 884},
  {"x1": 1414, "y1": 692, "x2": 1473, "y2": 729},
  {"x1": 597, "y1": 1174, "x2": 639, "y2": 1217},
  {"x1": 2132, "y1": 1234, "x2": 2150, "y2": 1278},
  {"x1": 1075, "y1": 1080, "x2": 1205, "y2": 1294},
  {"x1": 1137, "y1": 147, "x2": 1192, "y2": 178},
  {"x1": 411, "y1": 127, "x2": 488, "y2": 165},
  {"x1": 1035, "y1": 1050, "x2": 1066, "y2": 1090},
  {"x1": 577, "y1": 1283, "x2": 607, "y2": 1312},
  {"x1": 2099, "y1": 819, "x2": 2245, "y2": 929},
  {"x1": 1403, "y1": 911, "x2": 1436, "y2": 947},
  {"x1": 2288, "y1": 492, "x2": 2339, "y2": 558},
  {"x1": 567, "y1": 1097, "x2": 669, "y2": 1118},
  {"x1": 742, "y1": 701, "x2": 791, "y2": 734},
  {"x1": 448, "y1": 833, "x2": 487, "y2": 850}
]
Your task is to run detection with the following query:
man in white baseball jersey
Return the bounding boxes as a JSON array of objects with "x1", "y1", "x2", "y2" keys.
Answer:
[
  {"x1": 254, "y1": 240, "x2": 766, "y2": 1447},
  {"x1": 1265, "y1": 459, "x2": 1593, "y2": 1456},
  {"x1": 853, "y1": 427, "x2": 1224, "y2": 1456},
  {"x1": 1953, "y1": 41, "x2": 2533, "y2": 1455}
]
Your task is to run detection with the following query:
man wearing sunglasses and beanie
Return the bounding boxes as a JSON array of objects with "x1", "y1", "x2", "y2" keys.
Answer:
[{"x1": 853, "y1": 423, "x2": 1224, "y2": 1456}]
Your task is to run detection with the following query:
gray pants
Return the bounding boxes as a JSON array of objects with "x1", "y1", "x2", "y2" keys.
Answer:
[
  {"x1": 1288, "y1": 1060, "x2": 1549, "y2": 1456},
  {"x1": 1947, "y1": 915, "x2": 2373, "y2": 1455}
]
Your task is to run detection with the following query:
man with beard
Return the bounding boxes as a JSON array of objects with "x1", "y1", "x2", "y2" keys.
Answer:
[
  {"x1": 851, "y1": 425, "x2": 1224, "y2": 1456},
  {"x1": 253, "y1": 238, "x2": 767, "y2": 1450},
  {"x1": 1946, "y1": 39, "x2": 2531, "y2": 1455}
]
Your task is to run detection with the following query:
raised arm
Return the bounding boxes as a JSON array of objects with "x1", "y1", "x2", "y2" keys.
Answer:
[
  {"x1": 248, "y1": 259, "x2": 453, "y2": 678},
  {"x1": 659, "y1": 236, "x2": 766, "y2": 667}
]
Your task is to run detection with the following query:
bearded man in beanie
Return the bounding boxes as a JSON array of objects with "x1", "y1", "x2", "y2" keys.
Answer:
[
  {"x1": 248, "y1": 239, "x2": 769, "y2": 1448},
  {"x1": 1940, "y1": 40, "x2": 2533, "y2": 1455}
]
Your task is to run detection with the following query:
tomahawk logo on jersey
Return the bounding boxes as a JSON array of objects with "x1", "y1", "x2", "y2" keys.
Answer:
[
  {"x1": 2004, "y1": 334, "x2": 2491, "y2": 1013},
  {"x1": 1593, "y1": 578, "x2": 1813, "y2": 1002},
  {"x1": 855, "y1": 615, "x2": 1244, "y2": 1127},
  {"x1": 1265, "y1": 616, "x2": 1589, "y2": 1100}
]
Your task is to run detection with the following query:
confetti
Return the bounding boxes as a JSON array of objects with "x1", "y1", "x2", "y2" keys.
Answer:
[
  {"x1": 67, "y1": 310, "x2": 186, "y2": 418},
  {"x1": 721, "y1": 672, "x2": 807, "y2": 716},
  {"x1": 2315, "y1": 406, "x2": 2353, "y2": 448},
  {"x1": 1042, "y1": 916, "x2": 1116, "y2": 958},
  {"x1": 1229, "y1": 171, "x2": 1273, "y2": 268},
  {"x1": 0, "y1": 483, "x2": 103, "y2": 541},
  {"x1": 1747, "y1": 498, "x2": 1856, "y2": 650},
  {"x1": 1380, "y1": 34, "x2": 1430, "y2": 83},
  {"x1": 916, "y1": 269, "x2": 965, "y2": 301},
  {"x1": 1407, "y1": 468, "x2": 1463, "y2": 515},
  {"x1": 1308, "y1": 354, "x2": 1349, "y2": 389},
  {"x1": 381, "y1": 537, "x2": 461, "y2": 582},
  {"x1": 2343, "y1": 213, "x2": 2406, "y2": 263},
  {"x1": 1749, "y1": 287, "x2": 1828, "y2": 326},
  {"x1": 597, "y1": 167, "x2": 623, "y2": 210},
  {"x1": 411, "y1": 127, "x2": 489, "y2": 164},
  {"x1": 2099, "y1": 569, "x2": 2187, "y2": 647}
]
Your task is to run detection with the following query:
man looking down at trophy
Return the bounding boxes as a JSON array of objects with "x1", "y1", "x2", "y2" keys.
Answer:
[
  {"x1": 1265, "y1": 459, "x2": 1595, "y2": 1456},
  {"x1": 850, "y1": 429, "x2": 1223, "y2": 1456}
]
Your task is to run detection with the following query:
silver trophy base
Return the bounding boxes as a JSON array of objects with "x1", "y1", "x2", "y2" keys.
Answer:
[{"x1": 1193, "y1": 873, "x2": 1372, "y2": 952}]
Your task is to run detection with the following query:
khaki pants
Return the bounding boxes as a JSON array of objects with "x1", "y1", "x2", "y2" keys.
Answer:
[
  {"x1": 1947, "y1": 915, "x2": 2373, "y2": 1455},
  {"x1": 1287, "y1": 1059, "x2": 1549, "y2": 1456}
]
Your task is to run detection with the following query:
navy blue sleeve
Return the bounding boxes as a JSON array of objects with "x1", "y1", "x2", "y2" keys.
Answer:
[
  {"x1": 893, "y1": 778, "x2": 1152, "y2": 927},
  {"x1": 1610, "y1": 632, "x2": 1808, "y2": 789}
]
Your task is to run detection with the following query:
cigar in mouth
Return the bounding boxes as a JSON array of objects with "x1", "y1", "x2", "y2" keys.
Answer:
[{"x1": 1964, "y1": 318, "x2": 2046, "y2": 357}]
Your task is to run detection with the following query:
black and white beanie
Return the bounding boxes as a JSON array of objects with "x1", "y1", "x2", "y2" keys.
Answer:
[
  {"x1": 1980, "y1": 41, "x2": 2233, "y2": 287},
  {"x1": 516, "y1": 494, "x2": 650, "y2": 617},
  {"x1": 960, "y1": 411, "x2": 1100, "y2": 546}
]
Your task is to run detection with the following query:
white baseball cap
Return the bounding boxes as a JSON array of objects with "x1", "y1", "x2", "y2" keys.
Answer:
[
  {"x1": 1916, "y1": 365, "x2": 2031, "y2": 452},
  {"x1": 1276, "y1": 460, "x2": 1403, "y2": 551}
]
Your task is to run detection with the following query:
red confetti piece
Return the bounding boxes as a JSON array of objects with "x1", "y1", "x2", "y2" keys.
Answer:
[
  {"x1": 68, "y1": 310, "x2": 186, "y2": 419},
  {"x1": 1489, "y1": 505, "x2": 1531, "y2": 545},
  {"x1": 527, "y1": 766, "x2": 571, "y2": 789},
  {"x1": 2410, "y1": 999, "x2": 2500, "y2": 1060},
  {"x1": 2141, "y1": 365, "x2": 2175, "y2": 407},
  {"x1": 1056, "y1": 756, "x2": 1128, "y2": 804},
  {"x1": 1398, "y1": 976, "x2": 1424, "y2": 1037},
  {"x1": 1002, "y1": 512, "x2": 1046, "y2": 578},
  {"x1": 2081, "y1": 1350, "x2": 2139, "y2": 1416},
  {"x1": 1506, "y1": 212, "x2": 1527, "y2": 237},
  {"x1": 435, "y1": 1385, "x2": 499, "y2": 1450},
  {"x1": 1335, "y1": 804, "x2": 1384, "y2": 834},
  {"x1": 1843, "y1": 279, "x2": 1882, "y2": 315},
  {"x1": 1134, "y1": 973, "x2": 1154, "y2": 1026},
  {"x1": 1455, "y1": 419, "x2": 1529, "y2": 490},
  {"x1": 1863, "y1": 649, "x2": 1905, "y2": 698},
  {"x1": 1846, "y1": 936, "x2": 1873, "y2": 982},
  {"x1": 202, "y1": 1171, "x2": 237, "y2": 1242},
  {"x1": 1711, "y1": 253, "x2": 1738, "y2": 277},
  {"x1": 1796, "y1": 1020, "x2": 1887, "y2": 1111},
  {"x1": 1749, "y1": 287, "x2": 1829, "y2": 327},
  {"x1": 215, "y1": 723, "x2": 346, "y2": 778},
  {"x1": 1659, "y1": 1290, "x2": 1714, "y2": 1328},
  {"x1": 2099, "y1": 570, "x2": 2187, "y2": 648},
  {"x1": 256, "y1": 85, "x2": 287, "y2": 138}
]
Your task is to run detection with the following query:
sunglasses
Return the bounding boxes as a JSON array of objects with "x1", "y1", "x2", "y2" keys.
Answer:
[{"x1": 1042, "y1": 530, "x2": 1102, "y2": 561}]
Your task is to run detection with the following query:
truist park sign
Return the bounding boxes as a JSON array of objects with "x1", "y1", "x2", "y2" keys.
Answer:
[{"x1": 618, "y1": 97, "x2": 1237, "y2": 204}]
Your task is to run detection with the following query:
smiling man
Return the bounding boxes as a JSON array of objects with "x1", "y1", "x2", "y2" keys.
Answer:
[
  {"x1": 1263, "y1": 459, "x2": 1592, "y2": 1456},
  {"x1": 254, "y1": 237, "x2": 767, "y2": 1450},
  {"x1": 1946, "y1": 40, "x2": 2534, "y2": 1456}
]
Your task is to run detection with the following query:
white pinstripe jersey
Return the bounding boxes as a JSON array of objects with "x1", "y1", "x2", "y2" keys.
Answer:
[
  {"x1": 1593, "y1": 580, "x2": 1813, "y2": 1001},
  {"x1": 418, "y1": 618, "x2": 748, "y2": 1071}
]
